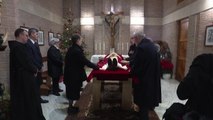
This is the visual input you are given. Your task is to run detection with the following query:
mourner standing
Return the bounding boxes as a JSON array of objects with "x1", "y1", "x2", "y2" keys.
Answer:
[
  {"x1": 64, "y1": 34, "x2": 99, "y2": 114},
  {"x1": 130, "y1": 32, "x2": 161, "y2": 120},
  {"x1": 47, "y1": 38, "x2": 63, "y2": 96},
  {"x1": 9, "y1": 28, "x2": 46, "y2": 120}
]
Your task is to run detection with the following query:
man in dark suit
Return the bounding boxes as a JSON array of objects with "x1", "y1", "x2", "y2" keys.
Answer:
[
  {"x1": 9, "y1": 28, "x2": 46, "y2": 120},
  {"x1": 26, "y1": 28, "x2": 48, "y2": 103},
  {"x1": 130, "y1": 32, "x2": 161, "y2": 120},
  {"x1": 47, "y1": 38, "x2": 63, "y2": 96}
]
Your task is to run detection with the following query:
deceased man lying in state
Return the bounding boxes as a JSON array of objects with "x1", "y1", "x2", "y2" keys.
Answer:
[{"x1": 99, "y1": 52, "x2": 128, "y2": 70}]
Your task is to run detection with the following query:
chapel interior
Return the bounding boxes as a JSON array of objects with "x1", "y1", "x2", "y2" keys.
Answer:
[{"x1": 0, "y1": 0, "x2": 213, "y2": 120}]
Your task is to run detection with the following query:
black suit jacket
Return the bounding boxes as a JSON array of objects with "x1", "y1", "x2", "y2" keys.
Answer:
[
  {"x1": 26, "y1": 39, "x2": 43, "y2": 70},
  {"x1": 47, "y1": 46, "x2": 63, "y2": 78}
]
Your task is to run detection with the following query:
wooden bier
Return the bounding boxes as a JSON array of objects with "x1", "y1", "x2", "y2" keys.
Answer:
[{"x1": 92, "y1": 77, "x2": 132, "y2": 110}]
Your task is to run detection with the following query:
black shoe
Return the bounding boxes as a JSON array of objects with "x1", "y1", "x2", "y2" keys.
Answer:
[
  {"x1": 108, "y1": 58, "x2": 112, "y2": 66},
  {"x1": 112, "y1": 58, "x2": 117, "y2": 66},
  {"x1": 53, "y1": 92, "x2": 60, "y2": 96},
  {"x1": 67, "y1": 106, "x2": 79, "y2": 114},
  {"x1": 40, "y1": 98, "x2": 49, "y2": 103}
]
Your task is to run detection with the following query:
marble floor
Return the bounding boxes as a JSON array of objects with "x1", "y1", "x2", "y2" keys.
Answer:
[{"x1": 41, "y1": 77, "x2": 186, "y2": 120}]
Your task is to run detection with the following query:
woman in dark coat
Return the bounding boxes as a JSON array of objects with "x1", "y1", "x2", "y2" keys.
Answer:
[
  {"x1": 47, "y1": 38, "x2": 63, "y2": 96},
  {"x1": 9, "y1": 28, "x2": 46, "y2": 120},
  {"x1": 64, "y1": 34, "x2": 99, "y2": 114},
  {"x1": 177, "y1": 54, "x2": 213, "y2": 119}
]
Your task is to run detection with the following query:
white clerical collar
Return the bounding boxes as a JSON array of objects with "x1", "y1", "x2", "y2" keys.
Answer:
[
  {"x1": 54, "y1": 45, "x2": 60, "y2": 50},
  {"x1": 30, "y1": 39, "x2": 35, "y2": 44}
]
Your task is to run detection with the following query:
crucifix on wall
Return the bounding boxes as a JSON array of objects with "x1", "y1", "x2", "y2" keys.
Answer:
[{"x1": 102, "y1": 4, "x2": 123, "y2": 51}]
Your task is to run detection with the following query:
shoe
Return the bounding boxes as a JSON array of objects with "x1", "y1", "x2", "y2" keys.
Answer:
[
  {"x1": 107, "y1": 58, "x2": 117, "y2": 71},
  {"x1": 57, "y1": 89, "x2": 63, "y2": 92},
  {"x1": 40, "y1": 98, "x2": 49, "y2": 103},
  {"x1": 112, "y1": 58, "x2": 117, "y2": 66},
  {"x1": 67, "y1": 106, "x2": 79, "y2": 114},
  {"x1": 53, "y1": 92, "x2": 60, "y2": 96},
  {"x1": 108, "y1": 58, "x2": 112, "y2": 66}
]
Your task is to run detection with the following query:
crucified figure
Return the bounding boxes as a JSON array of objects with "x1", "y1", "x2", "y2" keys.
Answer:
[{"x1": 104, "y1": 11, "x2": 123, "y2": 49}]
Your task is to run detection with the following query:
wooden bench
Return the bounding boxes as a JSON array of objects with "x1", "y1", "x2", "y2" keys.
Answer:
[{"x1": 40, "y1": 57, "x2": 52, "y2": 95}]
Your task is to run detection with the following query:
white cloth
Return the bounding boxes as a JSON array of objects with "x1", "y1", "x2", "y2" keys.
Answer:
[
  {"x1": 90, "y1": 55, "x2": 106, "y2": 64},
  {"x1": 90, "y1": 55, "x2": 129, "y2": 64},
  {"x1": 99, "y1": 62, "x2": 128, "y2": 70}
]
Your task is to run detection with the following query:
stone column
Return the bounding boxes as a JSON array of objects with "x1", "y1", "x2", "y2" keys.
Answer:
[{"x1": 81, "y1": 0, "x2": 95, "y2": 57}]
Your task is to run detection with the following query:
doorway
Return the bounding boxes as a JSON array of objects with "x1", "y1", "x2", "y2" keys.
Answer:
[{"x1": 175, "y1": 18, "x2": 189, "y2": 81}]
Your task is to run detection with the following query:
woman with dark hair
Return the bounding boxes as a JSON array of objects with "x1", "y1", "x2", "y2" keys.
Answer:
[
  {"x1": 177, "y1": 54, "x2": 213, "y2": 120},
  {"x1": 64, "y1": 34, "x2": 99, "y2": 114}
]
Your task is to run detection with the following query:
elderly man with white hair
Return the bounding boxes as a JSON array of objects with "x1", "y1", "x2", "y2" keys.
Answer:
[
  {"x1": 47, "y1": 38, "x2": 63, "y2": 96},
  {"x1": 130, "y1": 32, "x2": 161, "y2": 120}
]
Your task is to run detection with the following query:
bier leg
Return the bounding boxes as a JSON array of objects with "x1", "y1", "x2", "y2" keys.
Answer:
[
  {"x1": 92, "y1": 77, "x2": 101, "y2": 110},
  {"x1": 121, "y1": 78, "x2": 132, "y2": 110}
]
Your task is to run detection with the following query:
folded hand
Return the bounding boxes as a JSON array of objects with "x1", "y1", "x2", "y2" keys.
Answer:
[{"x1": 121, "y1": 60, "x2": 129, "y2": 64}]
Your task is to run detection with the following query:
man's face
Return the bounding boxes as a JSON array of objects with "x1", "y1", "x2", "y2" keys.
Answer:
[
  {"x1": 130, "y1": 37, "x2": 135, "y2": 44},
  {"x1": 134, "y1": 36, "x2": 141, "y2": 46},
  {"x1": 56, "y1": 41, "x2": 61, "y2": 47},
  {"x1": 21, "y1": 31, "x2": 29, "y2": 43},
  {"x1": 31, "y1": 32, "x2": 38, "y2": 41},
  {"x1": 77, "y1": 37, "x2": 83, "y2": 46}
]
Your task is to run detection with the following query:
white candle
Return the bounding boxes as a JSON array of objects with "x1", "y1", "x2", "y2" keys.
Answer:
[
  {"x1": 99, "y1": 43, "x2": 102, "y2": 53},
  {"x1": 103, "y1": 42, "x2": 105, "y2": 51},
  {"x1": 122, "y1": 42, "x2": 124, "y2": 50},
  {"x1": 110, "y1": 4, "x2": 114, "y2": 13},
  {"x1": 117, "y1": 43, "x2": 120, "y2": 50},
  {"x1": 95, "y1": 43, "x2": 97, "y2": 50},
  {"x1": 126, "y1": 43, "x2": 129, "y2": 51}
]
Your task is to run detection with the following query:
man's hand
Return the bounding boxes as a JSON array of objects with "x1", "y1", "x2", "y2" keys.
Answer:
[
  {"x1": 34, "y1": 69, "x2": 38, "y2": 77},
  {"x1": 121, "y1": 60, "x2": 129, "y2": 64}
]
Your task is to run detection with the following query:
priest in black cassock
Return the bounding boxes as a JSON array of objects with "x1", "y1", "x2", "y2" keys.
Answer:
[
  {"x1": 9, "y1": 28, "x2": 46, "y2": 120},
  {"x1": 130, "y1": 32, "x2": 161, "y2": 120}
]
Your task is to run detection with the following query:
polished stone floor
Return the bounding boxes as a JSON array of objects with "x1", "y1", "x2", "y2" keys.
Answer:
[{"x1": 41, "y1": 77, "x2": 186, "y2": 120}]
